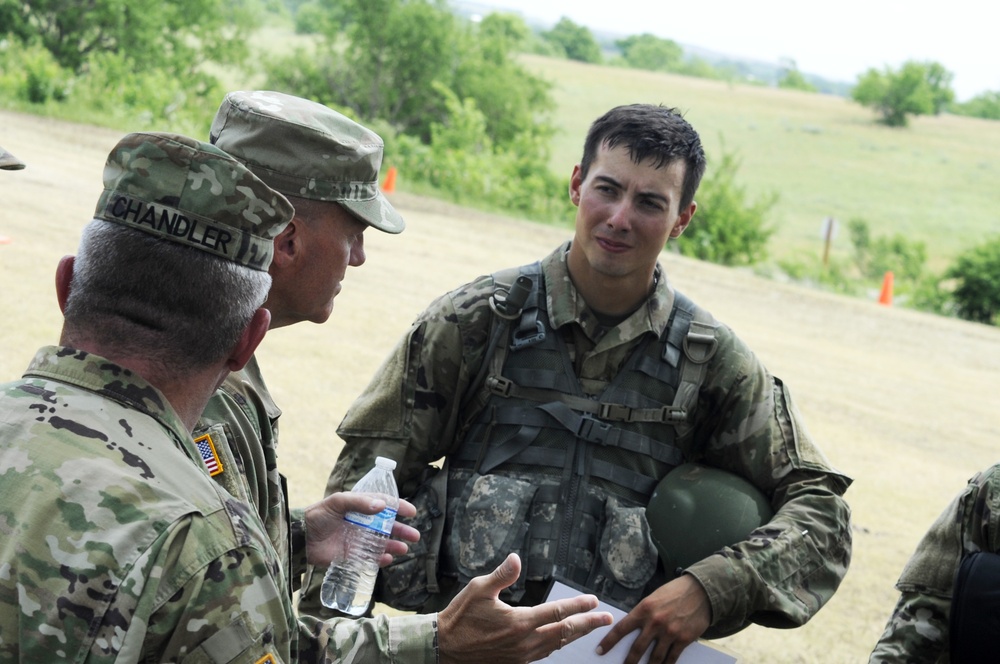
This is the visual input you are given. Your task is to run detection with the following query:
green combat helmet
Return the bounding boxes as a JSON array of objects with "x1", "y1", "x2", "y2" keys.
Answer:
[{"x1": 646, "y1": 463, "x2": 773, "y2": 577}]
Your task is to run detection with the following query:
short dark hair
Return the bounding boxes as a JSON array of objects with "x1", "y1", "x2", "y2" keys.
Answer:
[{"x1": 579, "y1": 104, "x2": 707, "y2": 211}]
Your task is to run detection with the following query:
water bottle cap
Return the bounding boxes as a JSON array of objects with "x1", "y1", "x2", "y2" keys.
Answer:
[{"x1": 375, "y1": 456, "x2": 397, "y2": 471}]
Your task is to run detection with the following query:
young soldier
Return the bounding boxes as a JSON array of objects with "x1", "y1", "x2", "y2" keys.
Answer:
[{"x1": 304, "y1": 103, "x2": 854, "y2": 664}]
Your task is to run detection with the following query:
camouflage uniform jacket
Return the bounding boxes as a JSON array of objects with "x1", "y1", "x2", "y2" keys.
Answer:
[
  {"x1": 0, "y1": 346, "x2": 438, "y2": 663},
  {"x1": 320, "y1": 242, "x2": 853, "y2": 635},
  {"x1": 196, "y1": 355, "x2": 302, "y2": 589},
  {"x1": 869, "y1": 464, "x2": 1000, "y2": 663}
]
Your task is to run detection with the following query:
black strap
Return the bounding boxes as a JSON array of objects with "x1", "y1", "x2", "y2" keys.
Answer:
[{"x1": 951, "y1": 551, "x2": 1000, "y2": 662}]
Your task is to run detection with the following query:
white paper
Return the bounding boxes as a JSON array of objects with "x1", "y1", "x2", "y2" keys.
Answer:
[{"x1": 537, "y1": 581, "x2": 740, "y2": 664}]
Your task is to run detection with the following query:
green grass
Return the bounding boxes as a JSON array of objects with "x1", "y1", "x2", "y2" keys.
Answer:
[{"x1": 519, "y1": 54, "x2": 1000, "y2": 272}]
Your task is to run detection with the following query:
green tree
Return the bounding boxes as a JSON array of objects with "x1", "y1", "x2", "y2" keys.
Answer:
[
  {"x1": 0, "y1": 0, "x2": 260, "y2": 77},
  {"x1": 542, "y1": 17, "x2": 601, "y2": 63},
  {"x1": 452, "y1": 13, "x2": 554, "y2": 148},
  {"x1": 946, "y1": 236, "x2": 1000, "y2": 325},
  {"x1": 615, "y1": 33, "x2": 682, "y2": 72},
  {"x1": 852, "y1": 60, "x2": 955, "y2": 127},
  {"x1": 675, "y1": 148, "x2": 777, "y2": 266},
  {"x1": 952, "y1": 91, "x2": 1000, "y2": 120}
]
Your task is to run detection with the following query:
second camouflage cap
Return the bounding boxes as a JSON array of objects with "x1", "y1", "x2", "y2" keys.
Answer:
[
  {"x1": 0, "y1": 144, "x2": 25, "y2": 170},
  {"x1": 210, "y1": 90, "x2": 404, "y2": 234},
  {"x1": 93, "y1": 132, "x2": 294, "y2": 271}
]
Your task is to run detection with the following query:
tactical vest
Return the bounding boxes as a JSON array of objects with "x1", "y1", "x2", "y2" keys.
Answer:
[{"x1": 440, "y1": 262, "x2": 718, "y2": 608}]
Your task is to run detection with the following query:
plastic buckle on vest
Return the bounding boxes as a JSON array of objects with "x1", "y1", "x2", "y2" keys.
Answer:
[
  {"x1": 486, "y1": 375, "x2": 514, "y2": 397},
  {"x1": 659, "y1": 405, "x2": 687, "y2": 423},
  {"x1": 599, "y1": 403, "x2": 633, "y2": 422},
  {"x1": 576, "y1": 416, "x2": 618, "y2": 446}
]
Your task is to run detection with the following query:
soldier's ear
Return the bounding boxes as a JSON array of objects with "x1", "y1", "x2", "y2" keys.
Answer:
[
  {"x1": 271, "y1": 219, "x2": 301, "y2": 270},
  {"x1": 227, "y1": 308, "x2": 270, "y2": 372},
  {"x1": 55, "y1": 255, "x2": 75, "y2": 313}
]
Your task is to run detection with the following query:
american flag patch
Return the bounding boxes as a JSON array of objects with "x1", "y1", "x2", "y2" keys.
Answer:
[{"x1": 194, "y1": 433, "x2": 224, "y2": 477}]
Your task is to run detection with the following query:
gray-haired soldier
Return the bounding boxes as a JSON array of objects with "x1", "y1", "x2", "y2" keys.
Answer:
[
  {"x1": 195, "y1": 90, "x2": 613, "y2": 663},
  {"x1": 0, "y1": 132, "x2": 299, "y2": 660}
]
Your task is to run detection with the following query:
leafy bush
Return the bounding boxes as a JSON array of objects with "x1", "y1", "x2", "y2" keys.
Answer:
[
  {"x1": 951, "y1": 91, "x2": 1000, "y2": 121},
  {"x1": 946, "y1": 236, "x2": 1000, "y2": 325},
  {"x1": 18, "y1": 50, "x2": 216, "y2": 134},
  {"x1": 0, "y1": 41, "x2": 70, "y2": 104},
  {"x1": 388, "y1": 84, "x2": 573, "y2": 222},
  {"x1": 848, "y1": 217, "x2": 927, "y2": 282},
  {"x1": 675, "y1": 147, "x2": 777, "y2": 266}
]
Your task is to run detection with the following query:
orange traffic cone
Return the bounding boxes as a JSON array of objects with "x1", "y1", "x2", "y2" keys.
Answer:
[
  {"x1": 878, "y1": 271, "x2": 894, "y2": 306},
  {"x1": 381, "y1": 166, "x2": 397, "y2": 194}
]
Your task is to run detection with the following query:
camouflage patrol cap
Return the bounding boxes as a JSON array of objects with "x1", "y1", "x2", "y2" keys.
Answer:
[
  {"x1": 93, "y1": 132, "x2": 294, "y2": 271},
  {"x1": 0, "y1": 144, "x2": 25, "y2": 170},
  {"x1": 209, "y1": 90, "x2": 404, "y2": 234}
]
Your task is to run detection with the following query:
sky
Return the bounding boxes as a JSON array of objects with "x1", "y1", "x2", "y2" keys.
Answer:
[{"x1": 462, "y1": 0, "x2": 1000, "y2": 102}]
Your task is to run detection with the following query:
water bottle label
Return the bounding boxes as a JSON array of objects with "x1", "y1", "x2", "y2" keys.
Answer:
[{"x1": 344, "y1": 507, "x2": 397, "y2": 535}]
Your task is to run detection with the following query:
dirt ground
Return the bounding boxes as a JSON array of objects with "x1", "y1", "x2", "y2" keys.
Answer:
[{"x1": 4, "y1": 109, "x2": 1000, "y2": 662}]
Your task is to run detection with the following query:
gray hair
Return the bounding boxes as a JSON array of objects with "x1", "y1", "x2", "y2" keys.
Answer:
[{"x1": 63, "y1": 221, "x2": 271, "y2": 373}]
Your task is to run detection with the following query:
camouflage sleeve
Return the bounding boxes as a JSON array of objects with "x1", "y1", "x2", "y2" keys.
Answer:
[
  {"x1": 328, "y1": 276, "x2": 495, "y2": 498},
  {"x1": 297, "y1": 277, "x2": 495, "y2": 619},
  {"x1": 118, "y1": 513, "x2": 297, "y2": 663},
  {"x1": 867, "y1": 591, "x2": 951, "y2": 663},
  {"x1": 868, "y1": 464, "x2": 1000, "y2": 662},
  {"x1": 295, "y1": 613, "x2": 439, "y2": 664},
  {"x1": 682, "y1": 326, "x2": 853, "y2": 635},
  {"x1": 140, "y1": 513, "x2": 439, "y2": 664}
]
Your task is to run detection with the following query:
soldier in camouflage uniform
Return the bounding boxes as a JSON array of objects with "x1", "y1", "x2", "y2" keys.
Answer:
[
  {"x1": 301, "y1": 103, "x2": 854, "y2": 664},
  {"x1": 0, "y1": 131, "x2": 322, "y2": 661},
  {"x1": 194, "y1": 90, "x2": 613, "y2": 663},
  {"x1": 869, "y1": 464, "x2": 1000, "y2": 662}
]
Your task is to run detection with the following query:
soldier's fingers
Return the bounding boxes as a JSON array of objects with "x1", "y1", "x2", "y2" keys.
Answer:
[
  {"x1": 596, "y1": 611, "x2": 641, "y2": 655},
  {"x1": 524, "y1": 607, "x2": 613, "y2": 662},
  {"x1": 390, "y1": 520, "x2": 420, "y2": 544},
  {"x1": 527, "y1": 593, "x2": 600, "y2": 629},
  {"x1": 397, "y1": 498, "x2": 417, "y2": 519},
  {"x1": 620, "y1": 630, "x2": 657, "y2": 664}
]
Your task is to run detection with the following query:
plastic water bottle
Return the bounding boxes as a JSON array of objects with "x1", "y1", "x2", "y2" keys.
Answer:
[{"x1": 321, "y1": 456, "x2": 399, "y2": 615}]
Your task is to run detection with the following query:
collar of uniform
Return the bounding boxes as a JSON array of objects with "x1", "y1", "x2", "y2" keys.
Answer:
[
  {"x1": 23, "y1": 345, "x2": 190, "y2": 444},
  {"x1": 541, "y1": 242, "x2": 675, "y2": 340}
]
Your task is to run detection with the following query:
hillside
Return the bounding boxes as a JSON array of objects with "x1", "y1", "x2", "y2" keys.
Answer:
[
  {"x1": 517, "y1": 54, "x2": 1000, "y2": 271},
  {"x1": 4, "y1": 109, "x2": 1000, "y2": 662}
]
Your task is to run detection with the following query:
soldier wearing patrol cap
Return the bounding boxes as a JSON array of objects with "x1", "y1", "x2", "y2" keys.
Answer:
[
  {"x1": 195, "y1": 90, "x2": 613, "y2": 663},
  {"x1": 0, "y1": 131, "x2": 301, "y2": 661}
]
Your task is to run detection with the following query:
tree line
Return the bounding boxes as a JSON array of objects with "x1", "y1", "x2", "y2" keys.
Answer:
[{"x1": 2, "y1": 0, "x2": 999, "y2": 324}]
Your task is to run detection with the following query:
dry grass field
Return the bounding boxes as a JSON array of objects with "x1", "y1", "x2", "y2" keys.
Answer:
[{"x1": 3, "y1": 109, "x2": 1000, "y2": 662}]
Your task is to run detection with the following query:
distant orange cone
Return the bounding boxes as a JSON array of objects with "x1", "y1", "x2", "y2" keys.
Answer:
[
  {"x1": 878, "y1": 271, "x2": 894, "y2": 306},
  {"x1": 381, "y1": 166, "x2": 397, "y2": 194}
]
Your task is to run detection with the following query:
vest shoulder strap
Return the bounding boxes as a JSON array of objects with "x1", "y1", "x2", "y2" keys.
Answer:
[{"x1": 665, "y1": 290, "x2": 719, "y2": 430}]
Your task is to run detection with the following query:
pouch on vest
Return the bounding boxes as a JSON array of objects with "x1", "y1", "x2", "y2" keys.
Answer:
[
  {"x1": 591, "y1": 496, "x2": 659, "y2": 608},
  {"x1": 373, "y1": 462, "x2": 449, "y2": 611},
  {"x1": 950, "y1": 551, "x2": 1000, "y2": 663},
  {"x1": 450, "y1": 473, "x2": 538, "y2": 601}
]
